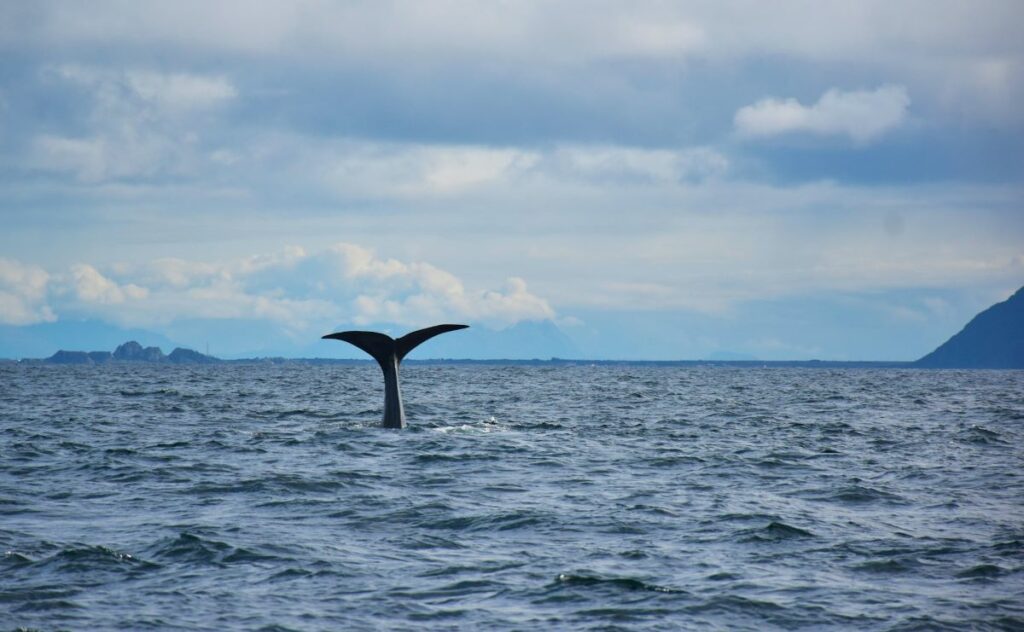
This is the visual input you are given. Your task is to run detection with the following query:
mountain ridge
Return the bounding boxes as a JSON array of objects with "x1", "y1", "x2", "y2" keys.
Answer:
[{"x1": 916, "y1": 286, "x2": 1024, "y2": 368}]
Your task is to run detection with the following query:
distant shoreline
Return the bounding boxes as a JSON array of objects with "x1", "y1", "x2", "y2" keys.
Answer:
[
  {"x1": 4, "y1": 285, "x2": 1022, "y2": 368},
  {"x1": 0, "y1": 356, "x2": 935, "y2": 368},
  {"x1": 233, "y1": 358, "x2": 919, "y2": 368}
]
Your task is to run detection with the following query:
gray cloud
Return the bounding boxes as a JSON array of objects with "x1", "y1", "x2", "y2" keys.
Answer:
[
  {"x1": 26, "y1": 65, "x2": 235, "y2": 182},
  {"x1": 3, "y1": 1, "x2": 1022, "y2": 139}
]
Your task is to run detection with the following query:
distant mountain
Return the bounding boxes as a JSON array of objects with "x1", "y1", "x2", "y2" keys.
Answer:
[
  {"x1": 0, "y1": 320, "x2": 180, "y2": 360},
  {"x1": 167, "y1": 347, "x2": 219, "y2": 364},
  {"x1": 39, "y1": 341, "x2": 219, "y2": 365},
  {"x1": 113, "y1": 341, "x2": 167, "y2": 362},
  {"x1": 916, "y1": 287, "x2": 1024, "y2": 368},
  {"x1": 46, "y1": 350, "x2": 101, "y2": 365}
]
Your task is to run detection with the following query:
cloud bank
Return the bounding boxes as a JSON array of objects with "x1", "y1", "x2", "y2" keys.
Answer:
[{"x1": 0, "y1": 245, "x2": 555, "y2": 336}]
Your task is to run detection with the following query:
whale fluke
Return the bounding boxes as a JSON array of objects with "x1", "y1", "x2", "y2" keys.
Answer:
[{"x1": 322, "y1": 324, "x2": 468, "y2": 428}]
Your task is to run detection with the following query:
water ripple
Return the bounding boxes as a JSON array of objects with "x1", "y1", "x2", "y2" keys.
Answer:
[{"x1": 1, "y1": 364, "x2": 1021, "y2": 630}]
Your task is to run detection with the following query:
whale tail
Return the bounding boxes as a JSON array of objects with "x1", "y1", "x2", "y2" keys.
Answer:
[
  {"x1": 322, "y1": 324, "x2": 468, "y2": 428},
  {"x1": 322, "y1": 324, "x2": 468, "y2": 369}
]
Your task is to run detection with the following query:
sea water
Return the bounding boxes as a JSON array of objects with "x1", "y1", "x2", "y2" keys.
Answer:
[{"x1": 1, "y1": 364, "x2": 1022, "y2": 630}]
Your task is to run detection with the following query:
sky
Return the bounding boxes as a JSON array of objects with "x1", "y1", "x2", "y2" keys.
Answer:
[{"x1": 0, "y1": 1, "x2": 1022, "y2": 360}]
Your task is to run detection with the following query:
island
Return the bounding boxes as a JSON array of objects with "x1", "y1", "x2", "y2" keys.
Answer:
[{"x1": 40, "y1": 341, "x2": 220, "y2": 365}]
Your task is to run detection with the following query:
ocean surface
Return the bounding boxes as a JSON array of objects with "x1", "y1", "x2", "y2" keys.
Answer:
[{"x1": 1, "y1": 364, "x2": 1022, "y2": 631}]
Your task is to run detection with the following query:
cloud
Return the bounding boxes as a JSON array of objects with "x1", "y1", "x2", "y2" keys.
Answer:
[
  {"x1": 6, "y1": 4, "x2": 1020, "y2": 199},
  {"x1": 7, "y1": 2, "x2": 1016, "y2": 69},
  {"x1": 6, "y1": 244, "x2": 556, "y2": 334},
  {"x1": 734, "y1": 85, "x2": 910, "y2": 143},
  {"x1": 546, "y1": 145, "x2": 728, "y2": 184},
  {"x1": 69, "y1": 263, "x2": 148, "y2": 304},
  {"x1": 0, "y1": 258, "x2": 55, "y2": 325},
  {"x1": 1, "y1": 0, "x2": 1019, "y2": 160},
  {"x1": 210, "y1": 135, "x2": 730, "y2": 203},
  {"x1": 321, "y1": 143, "x2": 539, "y2": 197},
  {"x1": 4, "y1": 1, "x2": 707, "y2": 64},
  {"x1": 309, "y1": 244, "x2": 554, "y2": 327},
  {"x1": 52, "y1": 65, "x2": 236, "y2": 111},
  {"x1": 5, "y1": 2, "x2": 1019, "y2": 126},
  {"x1": 256, "y1": 136, "x2": 728, "y2": 202},
  {"x1": 0, "y1": 2, "x2": 1020, "y2": 362},
  {"x1": 117, "y1": 70, "x2": 236, "y2": 111},
  {"x1": 29, "y1": 65, "x2": 235, "y2": 182}
]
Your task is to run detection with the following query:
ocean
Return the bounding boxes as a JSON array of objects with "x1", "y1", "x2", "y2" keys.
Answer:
[{"x1": 1, "y1": 364, "x2": 1022, "y2": 630}]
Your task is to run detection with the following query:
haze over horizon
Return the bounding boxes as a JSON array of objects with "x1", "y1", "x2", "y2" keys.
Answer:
[{"x1": 1, "y1": 1, "x2": 1022, "y2": 360}]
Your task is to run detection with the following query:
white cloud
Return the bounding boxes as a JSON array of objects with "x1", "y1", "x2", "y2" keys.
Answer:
[
  {"x1": 69, "y1": 263, "x2": 148, "y2": 304},
  {"x1": 3, "y1": 177, "x2": 1021, "y2": 340},
  {"x1": 129, "y1": 258, "x2": 222, "y2": 289},
  {"x1": 23, "y1": 244, "x2": 555, "y2": 333},
  {"x1": 0, "y1": 258, "x2": 55, "y2": 325},
  {"x1": 422, "y1": 148, "x2": 533, "y2": 192},
  {"x1": 734, "y1": 85, "x2": 910, "y2": 143},
  {"x1": 315, "y1": 244, "x2": 554, "y2": 327}
]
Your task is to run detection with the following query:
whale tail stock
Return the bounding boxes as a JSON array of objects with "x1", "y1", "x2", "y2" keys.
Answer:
[{"x1": 321, "y1": 324, "x2": 469, "y2": 428}]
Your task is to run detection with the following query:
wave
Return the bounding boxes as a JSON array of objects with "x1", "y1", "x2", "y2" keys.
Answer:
[
  {"x1": 146, "y1": 532, "x2": 289, "y2": 567},
  {"x1": 552, "y1": 573, "x2": 686, "y2": 594},
  {"x1": 739, "y1": 521, "x2": 816, "y2": 542}
]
